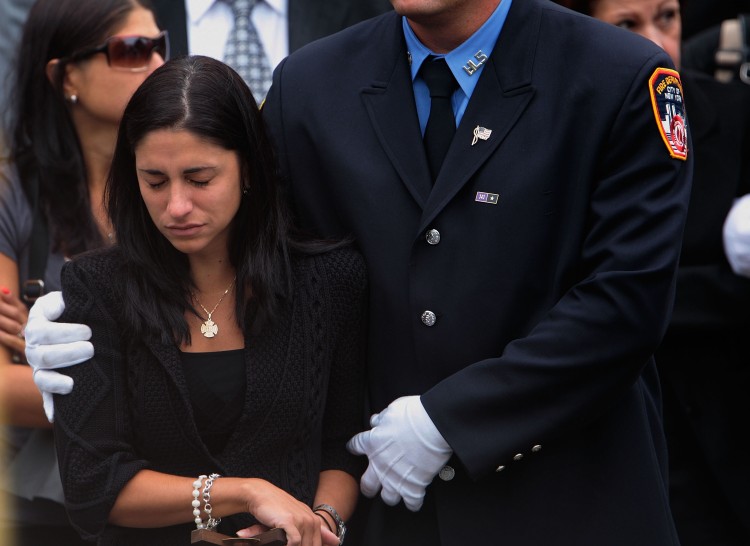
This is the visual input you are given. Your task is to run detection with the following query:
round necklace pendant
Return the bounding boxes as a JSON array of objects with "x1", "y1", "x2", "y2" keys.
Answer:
[{"x1": 201, "y1": 318, "x2": 218, "y2": 338}]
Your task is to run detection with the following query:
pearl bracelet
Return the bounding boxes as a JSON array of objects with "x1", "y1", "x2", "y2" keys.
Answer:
[
  {"x1": 192, "y1": 475, "x2": 208, "y2": 529},
  {"x1": 203, "y1": 473, "x2": 221, "y2": 530}
]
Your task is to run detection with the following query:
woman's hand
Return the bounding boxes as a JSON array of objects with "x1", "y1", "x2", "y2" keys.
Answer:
[
  {"x1": 0, "y1": 287, "x2": 29, "y2": 358},
  {"x1": 236, "y1": 521, "x2": 339, "y2": 546},
  {"x1": 237, "y1": 479, "x2": 340, "y2": 546}
]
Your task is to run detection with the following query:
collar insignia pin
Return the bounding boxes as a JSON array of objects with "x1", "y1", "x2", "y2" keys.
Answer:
[
  {"x1": 472, "y1": 125, "x2": 492, "y2": 146},
  {"x1": 463, "y1": 50, "x2": 488, "y2": 76}
]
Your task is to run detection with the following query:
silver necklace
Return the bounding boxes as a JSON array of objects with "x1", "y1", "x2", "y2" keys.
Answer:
[{"x1": 194, "y1": 277, "x2": 236, "y2": 338}]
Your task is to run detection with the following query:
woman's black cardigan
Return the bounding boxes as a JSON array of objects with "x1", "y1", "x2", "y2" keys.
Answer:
[{"x1": 52, "y1": 246, "x2": 368, "y2": 544}]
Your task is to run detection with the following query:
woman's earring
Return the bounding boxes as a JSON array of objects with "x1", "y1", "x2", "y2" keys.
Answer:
[
  {"x1": 67, "y1": 94, "x2": 78, "y2": 104},
  {"x1": 242, "y1": 187, "x2": 248, "y2": 195}
]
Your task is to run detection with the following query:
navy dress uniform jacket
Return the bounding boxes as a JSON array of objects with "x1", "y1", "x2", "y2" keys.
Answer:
[{"x1": 263, "y1": 1, "x2": 693, "y2": 544}]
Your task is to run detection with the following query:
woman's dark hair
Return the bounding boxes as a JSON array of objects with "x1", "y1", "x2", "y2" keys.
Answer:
[
  {"x1": 8, "y1": 0, "x2": 153, "y2": 256},
  {"x1": 109, "y1": 55, "x2": 304, "y2": 344}
]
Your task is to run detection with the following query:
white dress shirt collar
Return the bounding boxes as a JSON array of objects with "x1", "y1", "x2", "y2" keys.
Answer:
[{"x1": 188, "y1": 0, "x2": 287, "y2": 25}]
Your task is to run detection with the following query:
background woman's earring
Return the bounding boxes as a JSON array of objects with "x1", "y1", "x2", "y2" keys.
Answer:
[
  {"x1": 243, "y1": 188, "x2": 248, "y2": 195},
  {"x1": 67, "y1": 94, "x2": 78, "y2": 104}
]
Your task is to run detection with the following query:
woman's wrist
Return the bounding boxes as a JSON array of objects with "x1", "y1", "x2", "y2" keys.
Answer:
[
  {"x1": 201, "y1": 476, "x2": 262, "y2": 519},
  {"x1": 314, "y1": 509, "x2": 335, "y2": 534},
  {"x1": 313, "y1": 503, "x2": 346, "y2": 541},
  {"x1": 237, "y1": 477, "x2": 274, "y2": 515}
]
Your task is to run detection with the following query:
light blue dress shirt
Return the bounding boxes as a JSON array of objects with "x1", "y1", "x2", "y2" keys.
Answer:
[{"x1": 403, "y1": 0, "x2": 513, "y2": 134}]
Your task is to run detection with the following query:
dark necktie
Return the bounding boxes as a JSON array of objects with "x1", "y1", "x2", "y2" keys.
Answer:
[
  {"x1": 420, "y1": 57, "x2": 458, "y2": 181},
  {"x1": 223, "y1": 0, "x2": 273, "y2": 105}
]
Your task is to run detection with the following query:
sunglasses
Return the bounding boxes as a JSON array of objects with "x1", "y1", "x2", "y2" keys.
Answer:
[{"x1": 62, "y1": 31, "x2": 169, "y2": 72}]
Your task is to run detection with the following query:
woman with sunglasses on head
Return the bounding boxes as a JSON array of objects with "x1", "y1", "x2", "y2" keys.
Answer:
[
  {"x1": 46, "y1": 54, "x2": 364, "y2": 545},
  {"x1": 557, "y1": 1, "x2": 750, "y2": 545},
  {"x1": 0, "y1": 0, "x2": 166, "y2": 543}
]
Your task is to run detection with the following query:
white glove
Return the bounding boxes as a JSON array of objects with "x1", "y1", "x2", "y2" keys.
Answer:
[
  {"x1": 24, "y1": 291, "x2": 93, "y2": 422},
  {"x1": 724, "y1": 194, "x2": 750, "y2": 278},
  {"x1": 347, "y1": 395, "x2": 452, "y2": 511}
]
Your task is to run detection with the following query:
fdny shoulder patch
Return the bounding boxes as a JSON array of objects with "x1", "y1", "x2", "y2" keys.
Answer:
[{"x1": 648, "y1": 68, "x2": 688, "y2": 161}]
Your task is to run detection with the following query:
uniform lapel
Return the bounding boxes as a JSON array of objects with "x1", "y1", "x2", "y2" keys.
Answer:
[
  {"x1": 417, "y1": 0, "x2": 541, "y2": 234},
  {"x1": 360, "y1": 16, "x2": 433, "y2": 208}
]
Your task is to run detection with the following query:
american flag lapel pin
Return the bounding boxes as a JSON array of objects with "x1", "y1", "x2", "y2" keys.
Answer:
[{"x1": 471, "y1": 125, "x2": 492, "y2": 146}]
